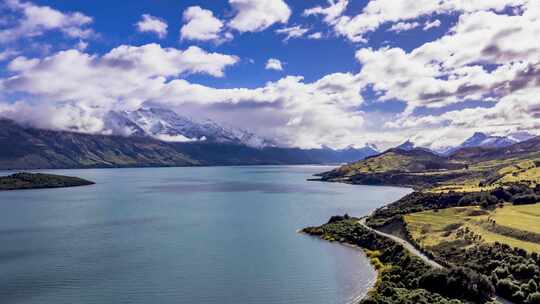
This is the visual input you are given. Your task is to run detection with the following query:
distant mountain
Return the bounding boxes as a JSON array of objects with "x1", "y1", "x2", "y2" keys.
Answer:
[
  {"x1": 105, "y1": 107, "x2": 275, "y2": 148},
  {"x1": 450, "y1": 135, "x2": 540, "y2": 161},
  {"x1": 396, "y1": 140, "x2": 415, "y2": 151},
  {"x1": 395, "y1": 140, "x2": 436, "y2": 154},
  {"x1": 437, "y1": 132, "x2": 535, "y2": 156},
  {"x1": 460, "y1": 132, "x2": 516, "y2": 149},
  {"x1": 0, "y1": 119, "x2": 378, "y2": 170}
]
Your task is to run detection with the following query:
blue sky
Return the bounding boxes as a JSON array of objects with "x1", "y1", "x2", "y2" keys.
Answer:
[{"x1": 0, "y1": 0, "x2": 539, "y2": 149}]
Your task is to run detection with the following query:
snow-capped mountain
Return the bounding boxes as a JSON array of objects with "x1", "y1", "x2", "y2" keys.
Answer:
[
  {"x1": 105, "y1": 107, "x2": 276, "y2": 148},
  {"x1": 437, "y1": 131, "x2": 536, "y2": 156},
  {"x1": 460, "y1": 132, "x2": 516, "y2": 149}
]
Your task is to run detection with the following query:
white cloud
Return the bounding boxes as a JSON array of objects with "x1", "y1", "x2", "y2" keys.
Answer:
[
  {"x1": 275, "y1": 25, "x2": 309, "y2": 41},
  {"x1": 308, "y1": 32, "x2": 323, "y2": 39},
  {"x1": 2, "y1": 44, "x2": 239, "y2": 121},
  {"x1": 265, "y1": 58, "x2": 283, "y2": 71},
  {"x1": 349, "y1": 1, "x2": 540, "y2": 147},
  {"x1": 136, "y1": 14, "x2": 168, "y2": 38},
  {"x1": 0, "y1": 0, "x2": 94, "y2": 43},
  {"x1": 228, "y1": 0, "x2": 291, "y2": 32},
  {"x1": 388, "y1": 22, "x2": 420, "y2": 33},
  {"x1": 355, "y1": 2, "x2": 540, "y2": 112},
  {"x1": 423, "y1": 19, "x2": 441, "y2": 31},
  {"x1": 180, "y1": 6, "x2": 229, "y2": 42},
  {"x1": 303, "y1": 0, "x2": 348, "y2": 24},
  {"x1": 312, "y1": 0, "x2": 528, "y2": 42}
]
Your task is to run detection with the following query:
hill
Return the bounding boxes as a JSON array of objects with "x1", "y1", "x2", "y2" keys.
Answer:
[
  {"x1": 319, "y1": 136, "x2": 540, "y2": 190},
  {"x1": 0, "y1": 172, "x2": 94, "y2": 190},
  {"x1": 319, "y1": 148, "x2": 467, "y2": 188},
  {"x1": 0, "y1": 119, "x2": 377, "y2": 169}
]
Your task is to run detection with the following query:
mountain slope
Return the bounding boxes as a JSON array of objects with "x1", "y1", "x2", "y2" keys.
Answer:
[
  {"x1": 0, "y1": 119, "x2": 378, "y2": 169},
  {"x1": 0, "y1": 119, "x2": 199, "y2": 169}
]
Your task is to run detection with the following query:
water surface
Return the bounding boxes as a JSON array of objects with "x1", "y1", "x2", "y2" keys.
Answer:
[{"x1": 0, "y1": 166, "x2": 411, "y2": 304}]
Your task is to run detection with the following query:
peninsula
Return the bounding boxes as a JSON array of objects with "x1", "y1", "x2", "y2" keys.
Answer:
[{"x1": 305, "y1": 136, "x2": 540, "y2": 304}]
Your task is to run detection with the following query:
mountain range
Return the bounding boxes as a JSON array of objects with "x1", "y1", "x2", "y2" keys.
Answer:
[
  {"x1": 395, "y1": 131, "x2": 536, "y2": 156},
  {"x1": 0, "y1": 118, "x2": 379, "y2": 170}
]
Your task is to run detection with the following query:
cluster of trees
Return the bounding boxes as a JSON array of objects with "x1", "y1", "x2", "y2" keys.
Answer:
[
  {"x1": 303, "y1": 218, "x2": 495, "y2": 303},
  {"x1": 431, "y1": 242, "x2": 540, "y2": 303}
]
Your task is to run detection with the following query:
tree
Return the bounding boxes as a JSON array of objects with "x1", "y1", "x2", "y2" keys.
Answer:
[{"x1": 527, "y1": 292, "x2": 540, "y2": 304}]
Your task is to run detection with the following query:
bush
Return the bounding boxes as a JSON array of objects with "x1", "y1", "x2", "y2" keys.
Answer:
[
  {"x1": 528, "y1": 292, "x2": 540, "y2": 304},
  {"x1": 491, "y1": 187, "x2": 513, "y2": 201},
  {"x1": 497, "y1": 278, "x2": 520, "y2": 298},
  {"x1": 458, "y1": 193, "x2": 499, "y2": 207},
  {"x1": 513, "y1": 194, "x2": 540, "y2": 205}
]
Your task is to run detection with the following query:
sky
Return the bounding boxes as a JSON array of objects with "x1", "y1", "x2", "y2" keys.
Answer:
[{"x1": 0, "y1": 0, "x2": 539, "y2": 150}]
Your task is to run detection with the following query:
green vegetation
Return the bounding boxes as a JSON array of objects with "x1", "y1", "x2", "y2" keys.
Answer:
[
  {"x1": 303, "y1": 217, "x2": 495, "y2": 304},
  {"x1": 0, "y1": 172, "x2": 94, "y2": 190},
  {"x1": 405, "y1": 206, "x2": 540, "y2": 253}
]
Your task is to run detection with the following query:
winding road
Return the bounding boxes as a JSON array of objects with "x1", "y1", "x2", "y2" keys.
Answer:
[
  {"x1": 358, "y1": 217, "x2": 443, "y2": 269},
  {"x1": 358, "y1": 217, "x2": 514, "y2": 304}
]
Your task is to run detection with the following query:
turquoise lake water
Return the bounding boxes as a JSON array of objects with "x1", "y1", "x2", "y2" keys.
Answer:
[{"x1": 0, "y1": 166, "x2": 411, "y2": 304}]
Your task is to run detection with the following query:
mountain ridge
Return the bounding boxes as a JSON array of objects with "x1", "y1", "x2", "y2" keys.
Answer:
[{"x1": 0, "y1": 119, "x2": 379, "y2": 170}]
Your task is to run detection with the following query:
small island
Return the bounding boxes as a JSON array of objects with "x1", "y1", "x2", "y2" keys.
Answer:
[{"x1": 0, "y1": 172, "x2": 95, "y2": 191}]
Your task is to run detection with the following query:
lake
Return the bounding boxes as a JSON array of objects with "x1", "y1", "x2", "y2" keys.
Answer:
[{"x1": 0, "y1": 166, "x2": 411, "y2": 304}]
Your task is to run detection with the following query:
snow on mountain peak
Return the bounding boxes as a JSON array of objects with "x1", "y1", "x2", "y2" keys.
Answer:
[{"x1": 105, "y1": 107, "x2": 275, "y2": 148}]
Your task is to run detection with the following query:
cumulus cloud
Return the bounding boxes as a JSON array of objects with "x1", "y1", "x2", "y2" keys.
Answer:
[
  {"x1": 275, "y1": 25, "x2": 309, "y2": 41},
  {"x1": 265, "y1": 58, "x2": 283, "y2": 71},
  {"x1": 1, "y1": 44, "x2": 239, "y2": 129},
  {"x1": 310, "y1": 0, "x2": 528, "y2": 42},
  {"x1": 356, "y1": 2, "x2": 540, "y2": 112},
  {"x1": 136, "y1": 14, "x2": 168, "y2": 38},
  {"x1": 0, "y1": 0, "x2": 94, "y2": 43},
  {"x1": 180, "y1": 6, "x2": 230, "y2": 42},
  {"x1": 228, "y1": 0, "x2": 291, "y2": 32}
]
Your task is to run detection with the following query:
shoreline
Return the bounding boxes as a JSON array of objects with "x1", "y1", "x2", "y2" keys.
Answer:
[{"x1": 298, "y1": 228, "x2": 379, "y2": 304}]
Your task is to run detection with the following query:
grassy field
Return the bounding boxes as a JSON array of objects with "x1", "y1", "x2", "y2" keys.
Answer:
[{"x1": 404, "y1": 204, "x2": 540, "y2": 253}]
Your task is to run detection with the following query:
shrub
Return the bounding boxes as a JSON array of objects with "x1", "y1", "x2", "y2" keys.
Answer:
[
  {"x1": 527, "y1": 292, "x2": 540, "y2": 304},
  {"x1": 497, "y1": 278, "x2": 520, "y2": 298},
  {"x1": 513, "y1": 194, "x2": 540, "y2": 205}
]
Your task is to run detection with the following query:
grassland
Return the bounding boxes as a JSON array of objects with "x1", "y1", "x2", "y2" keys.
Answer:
[{"x1": 404, "y1": 204, "x2": 540, "y2": 253}]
